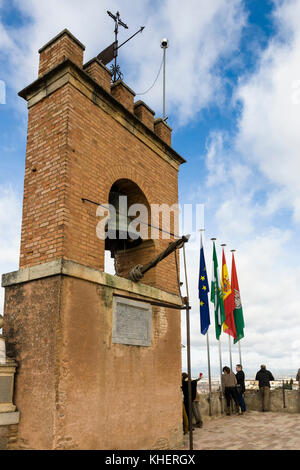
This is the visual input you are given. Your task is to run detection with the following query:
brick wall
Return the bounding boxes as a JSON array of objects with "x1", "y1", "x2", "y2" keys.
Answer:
[
  {"x1": 38, "y1": 29, "x2": 85, "y2": 77},
  {"x1": 3, "y1": 28, "x2": 186, "y2": 451},
  {"x1": 19, "y1": 29, "x2": 185, "y2": 295}
]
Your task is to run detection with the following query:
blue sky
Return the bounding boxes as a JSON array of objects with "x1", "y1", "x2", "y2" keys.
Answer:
[{"x1": 1, "y1": 0, "x2": 300, "y2": 377}]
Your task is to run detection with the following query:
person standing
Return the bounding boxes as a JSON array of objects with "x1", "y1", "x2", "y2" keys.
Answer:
[
  {"x1": 222, "y1": 366, "x2": 241, "y2": 416},
  {"x1": 296, "y1": 369, "x2": 300, "y2": 387},
  {"x1": 182, "y1": 372, "x2": 203, "y2": 428},
  {"x1": 296, "y1": 369, "x2": 300, "y2": 413},
  {"x1": 235, "y1": 364, "x2": 246, "y2": 414},
  {"x1": 255, "y1": 365, "x2": 274, "y2": 412},
  {"x1": 192, "y1": 385, "x2": 203, "y2": 428},
  {"x1": 182, "y1": 402, "x2": 189, "y2": 435}
]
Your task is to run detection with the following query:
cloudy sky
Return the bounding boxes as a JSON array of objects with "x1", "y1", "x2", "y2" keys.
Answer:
[{"x1": 1, "y1": 0, "x2": 300, "y2": 378}]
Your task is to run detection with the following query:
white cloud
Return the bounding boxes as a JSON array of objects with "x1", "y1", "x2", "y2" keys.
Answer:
[
  {"x1": 181, "y1": 20, "x2": 300, "y2": 373},
  {"x1": 235, "y1": 0, "x2": 300, "y2": 221},
  {"x1": 1, "y1": 0, "x2": 246, "y2": 123},
  {"x1": 1, "y1": 0, "x2": 300, "y2": 378},
  {"x1": 182, "y1": 226, "x2": 300, "y2": 377}
]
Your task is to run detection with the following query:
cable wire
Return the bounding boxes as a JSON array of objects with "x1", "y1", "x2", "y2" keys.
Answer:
[{"x1": 135, "y1": 56, "x2": 164, "y2": 96}]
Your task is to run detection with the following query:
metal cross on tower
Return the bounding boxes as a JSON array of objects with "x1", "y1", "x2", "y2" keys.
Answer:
[
  {"x1": 107, "y1": 11, "x2": 128, "y2": 82},
  {"x1": 97, "y1": 11, "x2": 145, "y2": 83}
]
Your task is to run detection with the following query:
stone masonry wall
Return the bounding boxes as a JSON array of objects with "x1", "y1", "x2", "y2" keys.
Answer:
[
  {"x1": 194, "y1": 390, "x2": 300, "y2": 425},
  {"x1": 0, "y1": 424, "x2": 18, "y2": 450}
]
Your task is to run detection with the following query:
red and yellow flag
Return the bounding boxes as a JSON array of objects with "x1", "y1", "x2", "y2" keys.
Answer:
[{"x1": 221, "y1": 249, "x2": 237, "y2": 339}]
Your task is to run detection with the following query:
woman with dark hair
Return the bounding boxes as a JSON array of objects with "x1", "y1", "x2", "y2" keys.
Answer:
[{"x1": 222, "y1": 366, "x2": 241, "y2": 416}]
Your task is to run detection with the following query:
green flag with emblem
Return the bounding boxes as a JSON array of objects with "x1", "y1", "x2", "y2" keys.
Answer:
[{"x1": 211, "y1": 242, "x2": 226, "y2": 340}]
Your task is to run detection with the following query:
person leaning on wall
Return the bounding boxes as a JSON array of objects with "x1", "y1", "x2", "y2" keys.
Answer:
[
  {"x1": 255, "y1": 364, "x2": 274, "y2": 412},
  {"x1": 182, "y1": 372, "x2": 203, "y2": 429}
]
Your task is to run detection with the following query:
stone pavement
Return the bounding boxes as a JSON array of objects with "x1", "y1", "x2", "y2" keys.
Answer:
[{"x1": 181, "y1": 411, "x2": 300, "y2": 450}]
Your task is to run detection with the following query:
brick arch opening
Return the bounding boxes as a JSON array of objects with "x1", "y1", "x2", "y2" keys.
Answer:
[{"x1": 104, "y1": 178, "x2": 158, "y2": 287}]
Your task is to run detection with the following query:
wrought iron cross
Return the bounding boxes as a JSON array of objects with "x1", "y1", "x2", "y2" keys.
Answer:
[
  {"x1": 97, "y1": 11, "x2": 145, "y2": 83},
  {"x1": 107, "y1": 10, "x2": 128, "y2": 82}
]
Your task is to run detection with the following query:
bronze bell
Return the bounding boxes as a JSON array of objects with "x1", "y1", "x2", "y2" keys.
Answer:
[{"x1": 105, "y1": 191, "x2": 142, "y2": 258}]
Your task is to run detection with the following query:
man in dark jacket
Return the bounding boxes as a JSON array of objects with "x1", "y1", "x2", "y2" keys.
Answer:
[
  {"x1": 182, "y1": 373, "x2": 203, "y2": 428},
  {"x1": 235, "y1": 364, "x2": 246, "y2": 413},
  {"x1": 255, "y1": 365, "x2": 274, "y2": 411}
]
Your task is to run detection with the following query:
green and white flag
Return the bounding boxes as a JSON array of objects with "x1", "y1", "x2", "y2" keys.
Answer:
[{"x1": 211, "y1": 241, "x2": 226, "y2": 340}]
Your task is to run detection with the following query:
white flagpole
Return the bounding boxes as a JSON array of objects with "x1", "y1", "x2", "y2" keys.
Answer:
[
  {"x1": 218, "y1": 335, "x2": 224, "y2": 414},
  {"x1": 228, "y1": 334, "x2": 233, "y2": 371},
  {"x1": 211, "y1": 237, "x2": 224, "y2": 414},
  {"x1": 206, "y1": 331, "x2": 212, "y2": 416},
  {"x1": 238, "y1": 340, "x2": 242, "y2": 366},
  {"x1": 201, "y1": 231, "x2": 212, "y2": 416},
  {"x1": 183, "y1": 244, "x2": 193, "y2": 451}
]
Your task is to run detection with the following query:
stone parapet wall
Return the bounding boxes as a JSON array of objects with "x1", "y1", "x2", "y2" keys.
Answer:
[
  {"x1": 194, "y1": 390, "x2": 300, "y2": 424},
  {"x1": 245, "y1": 389, "x2": 300, "y2": 413}
]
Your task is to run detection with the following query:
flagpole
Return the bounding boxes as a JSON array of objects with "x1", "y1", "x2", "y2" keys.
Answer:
[
  {"x1": 218, "y1": 335, "x2": 224, "y2": 414},
  {"x1": 200, "y1": 230, "x2": 212, "y2": 416},
  {"x1": 206, "y1": 331, "x2": 212, "y2": 416},
  {"x1": 221, "y1": 243, "x2": 232, "y2": 371},
  {"x1": 238, "y1": 340, "x2": 242, "y2": 366},
  {"x1": 228, "y1": 333, "x2": 233, "y2": 371},
  {"x1": 183, "y1": 244, "x2": 193, "y2": 451},
  {"x1": 211, "y1": 237, "x2": 224, "y2": 414}
]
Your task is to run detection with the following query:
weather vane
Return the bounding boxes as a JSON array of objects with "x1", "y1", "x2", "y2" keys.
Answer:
[{"x1": 97, "y1": 11, "x2": 145, "y2": 83}]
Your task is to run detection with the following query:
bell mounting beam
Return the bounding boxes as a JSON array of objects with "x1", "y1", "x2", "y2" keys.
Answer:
[{"x1": 129, "y1": 235, "x2": 190, "y2": 282}]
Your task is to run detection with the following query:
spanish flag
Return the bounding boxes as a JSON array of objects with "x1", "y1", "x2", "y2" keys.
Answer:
[{"x1": 221, "y1": 248, "x2": 237, "y2": 339}]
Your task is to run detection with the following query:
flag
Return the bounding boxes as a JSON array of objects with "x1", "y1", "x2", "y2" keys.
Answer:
[
  {"x1": 221, "y1": 249, "x2": 237, "y2": 339},
  {"x1": 199, "y1": 235, "x2": 210, "y2": 335},
  {"x1": 231, "y1": 252, "x2": 245, "y2": 344},
  {"x1": 210, "y1": 242, "x2": 226, "y2": 340}
]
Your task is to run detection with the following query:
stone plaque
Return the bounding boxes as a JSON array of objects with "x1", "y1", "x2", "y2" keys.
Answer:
[
  {"x1": 113, "y1": 297, "x2": 152, "y2": 347},
  {"x1": 0, "y1": 376, "x2": 12, "y2": 403}
]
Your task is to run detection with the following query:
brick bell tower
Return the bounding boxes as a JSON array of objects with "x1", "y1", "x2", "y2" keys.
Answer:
[{"x1": 2, "y1": 29, "x2": 186, "y2": 450}]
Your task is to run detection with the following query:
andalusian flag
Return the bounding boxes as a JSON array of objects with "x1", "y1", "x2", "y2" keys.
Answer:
[
  {"x1": 210, "y1": 242, "x2": 225, "y2": 340},
  {"x1": 221, "y1": 249, "x2": 237, "y2": 339},
  {"x1": 231, "y1": 252, "x2": 245, "y2": 344},
  {"x1": 199, "y1": 235, "x2": 210, "y2": 335}
]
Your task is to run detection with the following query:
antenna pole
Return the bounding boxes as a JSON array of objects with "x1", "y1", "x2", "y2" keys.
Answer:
[
  {"x1": 114, "y1": 14, "x2": 118, "y2": 82},
  {"x1": 161, "y1": 39, "x2": 169, "y2": 120},
  {"x1": 163, "y1": 47, "x2": 166, "y2": 120}
]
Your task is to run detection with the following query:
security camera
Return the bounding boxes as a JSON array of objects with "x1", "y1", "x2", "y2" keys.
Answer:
[{"x1": 160, "y1": 38, "x2": 169, "y2": 49}]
